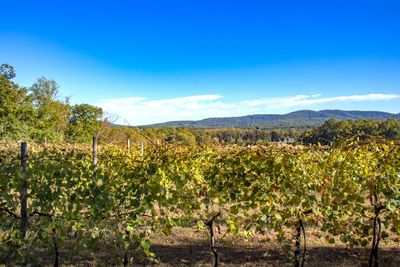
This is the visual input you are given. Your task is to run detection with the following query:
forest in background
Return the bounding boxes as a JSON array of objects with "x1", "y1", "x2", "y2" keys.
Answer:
[{"x1": 1, "y1": 63, "x2": 400, "y2": 147}]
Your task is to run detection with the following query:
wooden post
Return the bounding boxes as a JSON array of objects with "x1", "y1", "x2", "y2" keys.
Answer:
[
  {"x1": 92, "y1": 136, "x2": 98, "y2": 166},
  {"x1": 140, "y1": 142, "x2": 144, "y2": 157},
  {"x1": 127, "y1": 139, "x2": 131, "y2": 154},
  {"x1": 52, "y1": 228, "x2": 60, "y2": 267},
  {"x1": 20, "y1": 142, "x2": 28, "y2": 238}
]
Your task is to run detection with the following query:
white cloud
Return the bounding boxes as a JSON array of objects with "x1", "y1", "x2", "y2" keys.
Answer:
[
  {"x1": 95, "y1": 94, "x2": 235, "y2": 125},
  {"x1": 241, "y1": 93, "x2": 399, "y2": 109},
  {"x1": 95, "y1": 93, "x2": 399, "y2": 125}
]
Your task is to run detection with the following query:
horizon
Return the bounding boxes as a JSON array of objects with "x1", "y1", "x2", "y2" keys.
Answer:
[
  {"x1": 1, "y1": 1, "x2": 400, "y2": 125},
  {"x1": 140, "y1": 108, "x2": 400, "y2": 126}
]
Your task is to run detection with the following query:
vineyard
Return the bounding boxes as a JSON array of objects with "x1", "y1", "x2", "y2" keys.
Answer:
[{"x1": 1, "y1": 139, "x2": 400, "y2": 266}]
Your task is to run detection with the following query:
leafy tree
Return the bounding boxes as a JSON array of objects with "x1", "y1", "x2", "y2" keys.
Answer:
[
  {"x1": 175, "y1": 128, "x2": 196, "y2": 145},
  {"x1": 270, "y1": 130, "x2": 280, "y2": 142},
  {"x1": 29, "y1": 77, "x2": 71, "y2": 142},
  {"x1": 0, "y1": 64, "x2": 16, "y2": 80},
  {"x1": 68, "y1": 104, "x2": 103, "y2": 143},
  {"x1": 379, "y1": 118, "x2": 400, "y2": 139},
  {"x1": 301, "y1": 119, "x2": 400, "y2": 145},
  {"x1": 0, "y1": 67, "x2": 34, "y2": 140}
]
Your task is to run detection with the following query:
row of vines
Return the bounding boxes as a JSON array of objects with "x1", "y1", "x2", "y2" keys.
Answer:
[{"x1": 1, "y1": 139, "x2": 400, "y2": 266}]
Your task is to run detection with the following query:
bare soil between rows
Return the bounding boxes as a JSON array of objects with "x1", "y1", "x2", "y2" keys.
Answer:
[{"x1": 1, "y1": 227, "x2": 399, "y2": 266}]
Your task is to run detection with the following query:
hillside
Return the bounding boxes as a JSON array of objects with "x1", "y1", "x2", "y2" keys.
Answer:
[{"x1": 145, "y1": 110, "x2": 400, "y2": 128}]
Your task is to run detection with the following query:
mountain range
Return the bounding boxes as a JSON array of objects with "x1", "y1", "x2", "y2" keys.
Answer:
[{"x1": 144, "y1": 110, "x2": 400, "y2": 128}]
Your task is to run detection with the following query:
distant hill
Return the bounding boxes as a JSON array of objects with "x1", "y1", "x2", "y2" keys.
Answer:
[{"x1": 144, "y1": 110, "x2": 400, "y2": 128}]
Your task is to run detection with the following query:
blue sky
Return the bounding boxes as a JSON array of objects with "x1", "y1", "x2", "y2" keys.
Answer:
[{"x1": 1, "y1": 0, "x2": 400, "y2": 125}]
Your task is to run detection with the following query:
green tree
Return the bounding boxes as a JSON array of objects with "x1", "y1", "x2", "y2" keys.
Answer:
[
  {"x1": 270, "y1": 130, "x2": 281, "y2": 142},
  {"x1": 301, "y1": 119, "x2": 400, "y2": 145},
  {"x1": 29, "y1": 77, "x2": 71, "y2": 142},
  {"x1": 175, "y1": 128, "x2": 196, "y2": 145},
  {"x1": 0, "y1": 65, "x2": 34, "y2": 140},
  {"x1": 0, "y1": 64, "x2": 16, "y2": 80},
  {"x1": 68, "y1": 104, "x2": 103, "y2": 143},
  {"x1": 379, "y1": 118, "x2": 400, "y2": 139}
]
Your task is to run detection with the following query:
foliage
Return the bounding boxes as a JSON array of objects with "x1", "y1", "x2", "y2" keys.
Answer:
[
  {"x1": 301, "y1": 119, "x2": 400, "y2": 145},
  {"x1": 0, "y1": 64, "x2": 16, "y2": 80},
  {"x1": 0, "y1": 64, "x2": 104, "y2": 143},
  {"x1": 1, "y1": 139, "x2": 399, "y2": 265},
  {"x1": 68, "y1": 104, "x2": 103, "y2": 143},
  {"x1": 29, "y1": 77, "x2": 71, "y2": 142},
  {"x1": 0, "y1": 76, "x2": 34, "y2": 140}
]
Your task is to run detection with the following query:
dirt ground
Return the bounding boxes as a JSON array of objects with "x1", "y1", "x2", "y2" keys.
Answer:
[
  {"x1": 141, "y1": 227, "x2": 400, "y2": 267},
  {"x1": 1, "y1": 226, "x2": 399, "y2": 266}
]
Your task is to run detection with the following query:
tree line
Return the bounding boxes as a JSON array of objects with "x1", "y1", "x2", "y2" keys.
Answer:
[
  {"x1": 2, "y1": 63, "x2": 399, "y2": 145},
  {"x1": 105, "y1": 120, "x2": 400, "y2": 147},
  {"x1": 0, "y1": 64, "x2": 103, "y2": 143},
  {"x1": 301, "y1": 118, "x2": 400, "y2": 145}
]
